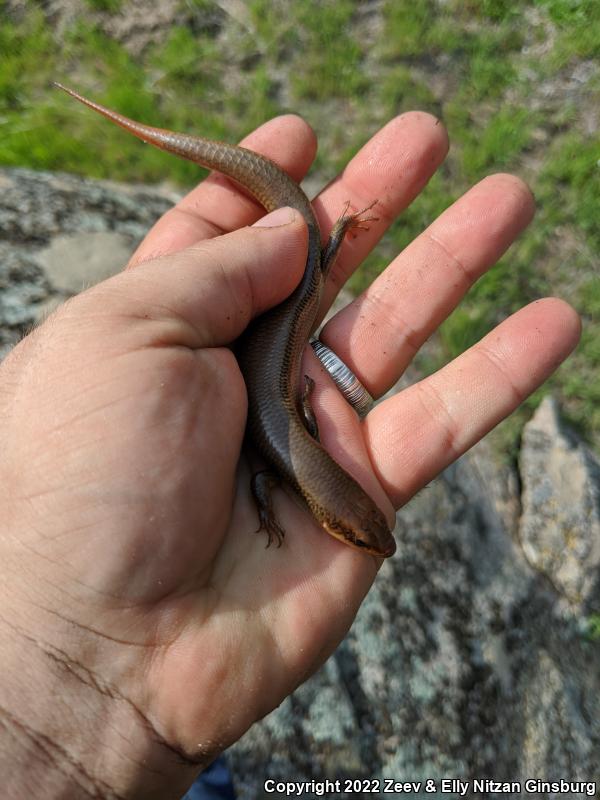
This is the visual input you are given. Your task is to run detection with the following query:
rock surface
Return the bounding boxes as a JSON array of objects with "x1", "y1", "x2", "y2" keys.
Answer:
[
  {"x1": 1, "y1": 168, "x2": 598, "y2": 797},
  {"x1": 520, "y1": 396, "x2": 600, "y2": 613},
  {"x1": 230, "y1": 441, "x2": 600, "y2": 798},
  {"x1": 0, "y1": 167, "x2": 176, "y2": 359}
]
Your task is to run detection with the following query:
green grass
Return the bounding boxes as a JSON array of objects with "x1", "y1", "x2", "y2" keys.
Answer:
[
  {"x1": 460, "y1": 107, "x2": 537, "y2": 179},
  {"x1": 289, "y1": 0, "x2": 370, "y2": 100},
  {"x1": 535, "y1": 0, "x2": 600, "y2": 64},
  {"x1": 0, "y1": 9, "x2": 55, "y2": 108},
  {"x1": 1, "y1": 0, "x2": 599, "y2": 452},
  {"x1": 539, "y1": 133, "x2": 600, "y2": 251},
  {"x1": 584, "y1": 614, "x2": 600, "y2": 641},
  {"x1": 85, "y1": 0, "x2": 122, "y2": 12}
]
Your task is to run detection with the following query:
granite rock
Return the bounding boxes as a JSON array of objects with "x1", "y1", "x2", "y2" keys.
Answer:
[
  {"x1": 0, "y1": 167, "x2": 176, "y2": 359},
  {"x1": 519, "y1": 395, "x2": 600, "y2": 611}
]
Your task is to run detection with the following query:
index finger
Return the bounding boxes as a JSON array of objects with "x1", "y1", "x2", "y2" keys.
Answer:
[{"x1": 129, "y1": 114, "x2": 317, "y2": 267}]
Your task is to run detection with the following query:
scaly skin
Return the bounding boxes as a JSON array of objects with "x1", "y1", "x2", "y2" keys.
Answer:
[{"x1": 55, "y1": 83, "x2": 396, "y2": 558}]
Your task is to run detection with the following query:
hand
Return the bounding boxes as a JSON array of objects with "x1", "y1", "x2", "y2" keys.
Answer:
[{"x1": 0, "y1": 112, "x2": 580, "y2": 799}]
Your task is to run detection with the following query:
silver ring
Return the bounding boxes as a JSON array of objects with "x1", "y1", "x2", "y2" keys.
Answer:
[{"x1": 310, "y1": 339, "x2": 374, "y2": 418}]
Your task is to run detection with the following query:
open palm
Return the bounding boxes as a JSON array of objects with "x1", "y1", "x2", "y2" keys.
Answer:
[{"x1": 0, "y1": 111, "x2": 579, "y2": 797}]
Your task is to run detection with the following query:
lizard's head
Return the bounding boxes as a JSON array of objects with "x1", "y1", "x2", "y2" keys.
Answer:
[{"x1": 319, "y1": 497, "x2": 396, "y2": 558}]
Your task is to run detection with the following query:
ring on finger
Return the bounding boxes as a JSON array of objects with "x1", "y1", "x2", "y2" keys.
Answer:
[{"x1": 310, "y1": 339, "x2": 374, "y2": 418}]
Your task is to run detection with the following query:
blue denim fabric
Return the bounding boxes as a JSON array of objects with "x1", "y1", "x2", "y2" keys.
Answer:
[{"x1": 181, "y1": 755, "x2": 236, "y2": 800}]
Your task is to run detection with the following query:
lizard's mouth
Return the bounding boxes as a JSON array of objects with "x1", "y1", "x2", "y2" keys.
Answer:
[{"x1": 321, "y1": 520, "x2": 393, "y2": 558}]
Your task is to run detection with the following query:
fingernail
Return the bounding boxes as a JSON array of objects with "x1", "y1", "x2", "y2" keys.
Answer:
[{"x1": 253, "y1": 206, "x2": 296, "y2": 228}]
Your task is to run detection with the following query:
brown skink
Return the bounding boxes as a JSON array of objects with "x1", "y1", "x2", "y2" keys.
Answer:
[{"x1": 55, "y1": 83, "x2": 396, "y2": 558}]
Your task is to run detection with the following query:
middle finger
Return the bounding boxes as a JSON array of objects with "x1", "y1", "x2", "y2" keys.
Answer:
[{"x1": 317, "y1": 173, "x2": 535, "y2": 396}]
